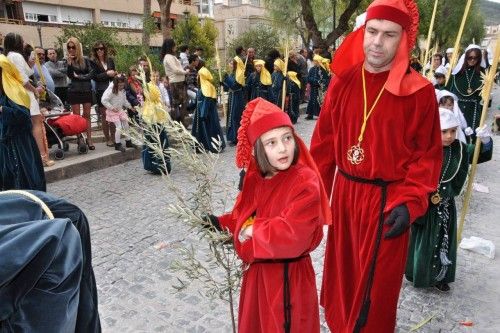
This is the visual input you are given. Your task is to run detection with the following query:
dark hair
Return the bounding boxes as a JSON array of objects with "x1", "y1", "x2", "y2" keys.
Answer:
[
  {"x1": 112, "y1": 75, "x2": 127, "y2": 94},
  {"x1": 3, "y1": 32, "x2": 24, "y2": 55},
  {"x1": 0, "y1": 67, "x2": 3, "y2": 94},
  {"x1": 483, "y1": 49, "x2": 490, "y2": 68},
  {"x1": 196, "y1": 47, "x2": 203, "y2": 52},
  {"x1": 23, "y1": 44, "x2": 33, "y2": 63},
  {"x1": 179, "y1": 45, "x2": 188, "y2": 52},
  {"x1": 439, "y1": 96, "x2": 454, "y2": 106},
  {"x1": 253, "y1": 129, "x2": 299, "y2": 177},
  {"x1": 432, "y1": 53, "x2": 443, "y2": 61},
  {"x1": 188, "y1": 54, "x2": 199, "y2": 64},
  {"x1": 160, "y1": 38, "x2": 176, "y2": 60},
  {"x1": 235, "y1": 46, "x2": 244, "y2": 56},
  {"x1": 91, "y1": 41, "x2": 108, "y2": 62},
  {"x1": 459, "y1": 48, "x2": 482, "y2": 74}
]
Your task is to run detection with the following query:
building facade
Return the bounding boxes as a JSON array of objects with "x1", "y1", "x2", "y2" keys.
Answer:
[{"x1": 0, "y1": 0, "x2": 198, "y2": 48}]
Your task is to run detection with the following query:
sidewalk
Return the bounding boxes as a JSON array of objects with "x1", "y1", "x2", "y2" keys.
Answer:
[{"x1": 44, "y1": 103, "x2": 309, "y2": 183}]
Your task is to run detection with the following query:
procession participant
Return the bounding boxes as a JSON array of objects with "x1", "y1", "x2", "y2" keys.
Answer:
[
  {"x1": 206, "y1": 98, "x2": 331, "y2": 332},
  {"x1": 286, "y1": 70, "x2": 301, "y2": 124},
  {"x1": 222, "y1": 51, "x2": 246, "y2": 145},
  {"x1": 447, "y1": 44, "x2": 487, "y2": 140},
  {"x1": 310, "y1": 0, "x2": 443, "y2": 331},
  {"x1": 305, "y1": 55, "x2": 330, "y2": 120},
  {"x1": 270, "y1": 57, "x2": 285, "y2": 107},
  {"x1": 433, "y1": 65, "x2": 447, "y2": 89},
  {"x1": 249, "y1": 59, "x2": 272, "y2": 101},
  {"x1": 191, "y1": 66, "x2": 226, "y2": 153},
  {"x1": 405, "y1": 108, "x2": 492, "y2": 292}
]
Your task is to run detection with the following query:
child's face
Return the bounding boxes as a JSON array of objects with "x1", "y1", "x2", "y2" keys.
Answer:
[
  {"x1": 260, "y1": 126, "x2": 296, "y2": 175},
  {"x1": 151, "y1": 72, "x2": 160, "y2": 83},
  {"x1": 435, "y1": 75, "x2": 445, "y2": 86},
  {"x1": 440, "y1": 99, "x2": 454, "y2": 111},
  {"x1": 255, "y1": 64, "x2": 262, "y2": 73},
  {"x1": 441, "y1": 127, "x2": 457, "y2": 146},
  {"x1": 117, "y1": 82, "x2": 126, "y2": 91},
  {"x1": 274, "y1": 64, "x2": 280, "y2": 72}
]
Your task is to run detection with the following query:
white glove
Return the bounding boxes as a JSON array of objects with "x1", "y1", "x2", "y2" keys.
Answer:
[
  {"x1": 464, "y1": 127, "x2": 474, "y2": 136},
  {"x1": 475, "y1": 125, "x2": 492, "y2": 144}
]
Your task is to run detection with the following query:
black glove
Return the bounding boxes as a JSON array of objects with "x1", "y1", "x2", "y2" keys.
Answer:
[
  {"x1": 384, "y1": 204, "x2": 410, "y2": 239},
  {"x1": 202, "y1": 214, "x2": 221, "y2": 231},
  {"x1": 237, "y1": 169, "x2": 246, "y2": 191}
]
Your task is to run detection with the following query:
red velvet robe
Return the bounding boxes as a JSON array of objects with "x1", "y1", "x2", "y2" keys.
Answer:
[
  {"x1": 310, "y1": 64, "x2": 442, "y2": 332},
  {"x1": 218, "y1": 162, "x2": 324, "y2": 333}
]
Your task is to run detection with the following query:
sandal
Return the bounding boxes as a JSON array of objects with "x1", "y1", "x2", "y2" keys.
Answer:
[
  {"x1": 106, "y1": 140, "x2": 115, "y2": 147},
  {"x1": 86, "y1": 139, "x2": 96, "y2": 150}
]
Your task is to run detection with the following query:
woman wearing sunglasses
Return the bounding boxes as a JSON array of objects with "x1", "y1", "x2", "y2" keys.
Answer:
[
  {"x1": 91, "y1": 41, "x2": 116, "y2": 148},
  {"x1": 66, "y1": 37, "x2": 96, "y2": 150},
  {"x1": 447, "y1": 45, "x2": 487, "y2": 142}
]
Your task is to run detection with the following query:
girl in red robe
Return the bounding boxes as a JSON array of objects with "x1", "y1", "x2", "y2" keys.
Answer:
[{"x1": 208, "y1": 98, "x2": 331, "y2": 332}]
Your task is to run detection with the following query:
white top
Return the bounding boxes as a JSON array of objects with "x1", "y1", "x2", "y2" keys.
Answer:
[
  {"x1": 163, "y1": 54, "x2": 187, "y2": 83},
  {"x1": 159, "y1": 84, "x2": 171, "y2": 108},
  {"x1": 101, "y1": 83, "x2": 132, "y2": 111},
  {"x1": 7, "y1": 51, "x2": 40, "y2": 116},
  {"x1": 179, "y1": 52, "x2": 189, "y2": 69}
]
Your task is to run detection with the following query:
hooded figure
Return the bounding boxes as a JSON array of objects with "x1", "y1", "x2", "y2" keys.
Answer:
[
  {"x1": 191, "y1": 67, "x2": 226, "y2": 153},
  {"x1": 249, "y1": 59, "x2": 272, "y2": 101},
  {"x1": 210, "y1": 98, "x2": 331, "y2": 332},
  {"x1": 310, "y1": 0, "x2": 442, "y2": 331},
  {"x1": 0, "y1": 190, "x2": 101, "y2": 333},
  {"x1": 447, "y1": 44, "x2": 487, "y2": 138}
]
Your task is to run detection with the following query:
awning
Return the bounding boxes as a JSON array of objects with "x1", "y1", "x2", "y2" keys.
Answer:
[{"x1": 152, "y1": 11, "x2": 177, "y2": 19}]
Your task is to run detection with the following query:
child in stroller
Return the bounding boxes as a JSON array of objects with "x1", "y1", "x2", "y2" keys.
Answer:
[{"x1": 41, "y1": 89, "x2": 88, "y2": 160}]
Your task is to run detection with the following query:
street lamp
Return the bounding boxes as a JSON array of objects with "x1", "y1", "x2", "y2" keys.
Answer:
[{"x1": 36, "y1": 21, "x2": 43, "y2": 48}]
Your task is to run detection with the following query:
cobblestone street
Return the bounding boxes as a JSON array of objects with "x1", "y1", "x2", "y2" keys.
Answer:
[{"x1": 48, "y1": 111, "x2": 500, "y2": 332}]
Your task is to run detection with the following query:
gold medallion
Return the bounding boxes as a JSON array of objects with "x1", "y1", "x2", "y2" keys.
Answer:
[
  {"x1": 347, "y1": 144, "x2": 365, "y2": 165},
  {"x1": 430, "y1": 192, "x2": 441, "y2": 205},
  {"x1": 467, "y1": 88, "x2": 473, "y2": 94}
]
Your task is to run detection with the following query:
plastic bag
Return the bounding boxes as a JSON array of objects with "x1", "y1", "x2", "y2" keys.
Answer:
[{"x1": 459, "y1": 236, "x2": 495, "y2": 259}]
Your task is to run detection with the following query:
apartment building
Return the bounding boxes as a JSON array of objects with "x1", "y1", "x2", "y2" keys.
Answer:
[{"x1": 0, "y1": 0, "x2": 199, "y2": 48}]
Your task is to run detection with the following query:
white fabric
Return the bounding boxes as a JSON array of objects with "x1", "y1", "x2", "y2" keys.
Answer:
[
  {"x1": 159, "y1": 84, "x2": 171, "y2": 108},
  {"x1": 113, "y1": 119, "x2": 130, "y2": 143},
  {"x1": 436, "y1": 90, "x2": 468, "y2": 143},
  {"x1": 475, "y1": 124, "x2": 492, "y2": 144},
  {"x1": 163, "y1": 54, "x2": 187, "y2": 83},
  {"x1": 452, "y1": 44, "x2": 486, "y2": 75},
  {"x1": 439, "y1": 107, "x2": 461, "y2": 130},
  {"x1": 354, "y1": 12, "x2": 366, "y2": 31},
  {"x1": 446, "y1": 48, "x2": 454, "y2": 54},
  {"x1": 101, "y1": 83, "x2": 131, "y2": 111},
  {"x1": 179, "y1": 52, "x2": 189, "y2": 69},
  {"x1": 7, "y1": 51, "x2": 40, "y2": 116},
  {"x1": 434, "y1": 65, "x2": 447, "y2": 76}
]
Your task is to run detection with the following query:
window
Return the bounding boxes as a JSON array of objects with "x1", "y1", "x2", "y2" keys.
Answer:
[{"x1": 25, "y1": 13, "x2": 36, "y2": 21}]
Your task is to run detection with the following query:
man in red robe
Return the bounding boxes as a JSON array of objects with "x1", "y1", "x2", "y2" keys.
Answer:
[{"x1": 310, "y1": 0, "x2": 442, "y2": 331}]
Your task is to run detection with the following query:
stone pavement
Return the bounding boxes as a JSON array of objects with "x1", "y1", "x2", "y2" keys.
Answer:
[{"x1": 47, "y1": 100, "x2": 500, "y2": 332}]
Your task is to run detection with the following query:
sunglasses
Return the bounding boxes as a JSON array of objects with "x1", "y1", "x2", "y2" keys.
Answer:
[
  {"x1": 67, "y1": 45, "x2": 76, "y2": 50},
  {"x1": 94, "y1": 47, "x2": 105, "y2": 51}
]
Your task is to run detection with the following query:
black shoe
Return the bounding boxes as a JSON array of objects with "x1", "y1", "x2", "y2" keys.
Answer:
[
  {"x1": 114, "y1": 142, "x2": 126, "y2": 152},
  {"x1": 305, "y1": 115, "x2": 314, "y2": 120},
  {"x1": 125, "y1": 140, "x2": 137, "y2": 148},
  {"x1": 434, "y1": 283, "x2": 450, "y2": 292}
]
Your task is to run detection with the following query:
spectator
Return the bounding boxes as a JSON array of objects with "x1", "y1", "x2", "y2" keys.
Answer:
[
  {"x1": 159, "y1": 75, "x2": 172, "y2": 109},
  {"x1": 185, "y1": 54, "x2": 200, "y2": 110},
  {"x1": 297, "y1": 49, "x2": 309, "y2": 102},
  {"x1": 66, "y1": 37, "x2": 95, "y2": 150},
  {"x1": 137, "y1": 56, "x2": 151, "y2": 83},
  {"x1": 4, "y1": 33, "x2": 54, "y2": 167},
  {"x1": 45, "y1": 48, "x2": 69, "y2": 105},
  {"x1": 91, "y1": 41, "x2": 117, "y2": 147},
  {"x1": 33, "y1": 47, "x2": 55, "y2": 93},
  {"x1": 179, "y1": 45, "x2": 189, "y2": 69},
  {"x1": 161, "y1": 38, "x2": 189, "y2": 127}
]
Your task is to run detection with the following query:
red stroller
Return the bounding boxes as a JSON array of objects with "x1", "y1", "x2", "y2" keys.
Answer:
[{"x1": 42, "y1": 90, "x2": 88, "y2": 160}]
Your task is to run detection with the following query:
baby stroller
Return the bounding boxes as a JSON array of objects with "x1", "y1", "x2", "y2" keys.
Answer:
[{"x1": 42, "y1": 90, "x2": 88, "y2": 160}]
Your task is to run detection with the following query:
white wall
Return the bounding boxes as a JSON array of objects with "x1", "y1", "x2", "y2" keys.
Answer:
[{"x1": 100, "y1": 10, "x2": 142, "y2": 29}]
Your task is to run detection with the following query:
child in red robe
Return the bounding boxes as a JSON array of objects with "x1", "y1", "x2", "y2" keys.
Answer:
[{"x1": 207, "y1": 98, "x2": 331, "y2": 332}]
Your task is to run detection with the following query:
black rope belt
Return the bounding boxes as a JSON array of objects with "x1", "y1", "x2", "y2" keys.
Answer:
[
  {"x1": 255, "y1": 254, "x2": 309, "y2": 333},
  {"x1": 337, "y1": 169, "x2": 393, "y2": 333}
]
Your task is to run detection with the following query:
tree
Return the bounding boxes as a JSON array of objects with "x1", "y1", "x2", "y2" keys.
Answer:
[
  {"x1": 265, "y1": 0, "x2": 370, "y2": 49},
  {"x1": 227, "y1": 25, "x2": 281, "y2": 60},
  {"x1": 172, "y1": 15, "x2": 218, "y2": 60},
  {"x1": 417, "y1": 0, "x2": 485, "y2": 50},
  {"x1": 56, "y1": 23, "x2": 120, "y2": 56},
  {"x1": 142, "y1": 0, "x2": 152, "y2": 47},
  {"x1": 157, "y1": 0, "x2": 174, "y2": 40}
]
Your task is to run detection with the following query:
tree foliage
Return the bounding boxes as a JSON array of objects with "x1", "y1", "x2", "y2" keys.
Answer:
[
  {"x1": 264, "y1": 0, "x2": 370, "y2": 49},
  {"x1": 227, "y1": 25, "x2": 281, "y2": 60},
  {"x1": 417, "y1": 0, "x2": 485, "y2": 50},
  {"x1": 172, "y1": 15, "x2": 218, "y2": 60}
]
